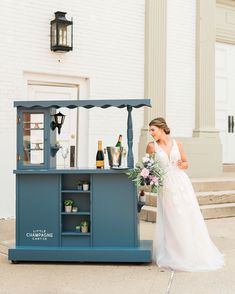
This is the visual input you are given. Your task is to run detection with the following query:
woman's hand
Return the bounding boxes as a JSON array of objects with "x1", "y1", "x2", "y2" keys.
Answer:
[
  {"x1": 176, "y1": 141, "x2": 189, "y2": 170},
  {"x1": 176, "y1": 160, "x2": 188, "y2": 169}
]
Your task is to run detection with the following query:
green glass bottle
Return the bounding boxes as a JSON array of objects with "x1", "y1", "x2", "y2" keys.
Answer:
[{"x1": 115, "y1": 134, "x2": 122, "y2": 147}]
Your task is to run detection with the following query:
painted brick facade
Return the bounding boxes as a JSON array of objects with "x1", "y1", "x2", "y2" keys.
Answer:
[{"x1": 0, "y1": 0, "x2": 145, "y2": 218}]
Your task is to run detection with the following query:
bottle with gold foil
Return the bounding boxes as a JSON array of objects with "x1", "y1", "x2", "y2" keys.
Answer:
[
  {"x1": 115, "y1": 134, "x2": 122, "y2": 147},
  {"x1": 96, "y1": 140, "x2": 104, "y2": 168}
]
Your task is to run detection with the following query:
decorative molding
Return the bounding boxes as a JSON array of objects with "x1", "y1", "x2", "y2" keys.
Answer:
[
  {"x1": 217, "y1": 0, "x2": 235, "y2": 7},
  {"x1": 216, "y1": 30, "x2": 235, "y2": 44},
  {"x1": 216, "y1": 2, "x2": 235, "y2": 44}
]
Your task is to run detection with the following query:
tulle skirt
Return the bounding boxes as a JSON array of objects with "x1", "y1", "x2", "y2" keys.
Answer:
[{"x1": 153, "y1": 168, "x2": 225, "y2": 272}]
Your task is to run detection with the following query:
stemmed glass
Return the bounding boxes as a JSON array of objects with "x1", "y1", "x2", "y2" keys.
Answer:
[
  {"x1": 61, "y1": 147, "x2": 69, "y2": 168},
  {"x1": 122, "y1": 147, "x2": 127, "y2": 168}
]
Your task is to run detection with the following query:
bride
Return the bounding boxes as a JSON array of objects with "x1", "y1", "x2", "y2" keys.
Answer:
[{"x1": 146, "y1": 117, "x2": 224, "y2": 272}]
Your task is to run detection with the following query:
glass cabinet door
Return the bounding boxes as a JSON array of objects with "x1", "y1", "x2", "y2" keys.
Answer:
[{"x1": 23, "y1": 112, "x2": 44, "y2": 166}]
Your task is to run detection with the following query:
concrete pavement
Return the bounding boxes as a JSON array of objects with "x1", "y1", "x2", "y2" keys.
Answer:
[{"x1": 0, "y1": 217, "x2": 234, "y2": 294}]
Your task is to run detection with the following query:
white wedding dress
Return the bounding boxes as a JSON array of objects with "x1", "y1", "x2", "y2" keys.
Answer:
[{"x1": 153, "y1": 139, "x2": 224, "y2": 272}]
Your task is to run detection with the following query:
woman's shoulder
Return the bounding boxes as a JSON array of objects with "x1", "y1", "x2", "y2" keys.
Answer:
[{"x1": 146, "y1": 141, "x2": 155, "y2": 154}]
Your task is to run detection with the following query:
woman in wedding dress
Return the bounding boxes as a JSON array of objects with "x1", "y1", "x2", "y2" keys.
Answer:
[{"x1": 146, "y1": 117, "x2": 224, "y2": 272}]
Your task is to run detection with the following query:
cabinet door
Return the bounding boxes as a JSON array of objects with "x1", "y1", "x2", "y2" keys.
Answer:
[
  {"x1": 16, "y1": 174, "x2": 60, "y2": 246},
  {"x1": 92, "y1": 174, "x2": 138, "y2": 247},
  {"x1": 17, "y1": 109, "x2": 50, "y2": 169}
]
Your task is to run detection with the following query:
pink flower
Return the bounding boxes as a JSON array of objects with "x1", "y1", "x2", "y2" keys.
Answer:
[
  {"x1": 140, "y1": 168, "x2": 149, "y2": 178},
  {"x1": 150, "y1": 176, "x2": 159, "y2": 185}
]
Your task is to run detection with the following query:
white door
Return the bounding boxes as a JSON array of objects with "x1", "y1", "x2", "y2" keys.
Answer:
[
  {"x1": 215, "y1": 42, "x2": 235, "y2": 163},
  {"x1": 28, "y1": 83, "x2": 78, "y2": 168}
]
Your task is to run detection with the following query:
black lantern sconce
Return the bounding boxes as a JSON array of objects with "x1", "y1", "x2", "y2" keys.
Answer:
[
  {"x1": 51, "y1": 112, "x2": 66, "y2": 134},
  {"x1": 50, "y1": 11, "x2": 73, "y2": 52}
]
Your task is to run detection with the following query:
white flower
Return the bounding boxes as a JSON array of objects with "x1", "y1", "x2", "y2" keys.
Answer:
[{"x1": 142, "y1": 155, "x2": 150, "y2": 163}]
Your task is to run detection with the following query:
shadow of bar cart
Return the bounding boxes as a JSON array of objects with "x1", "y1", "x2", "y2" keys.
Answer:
[{"x1": 9, "y1": 99, "x2": 152, "y2": 263}]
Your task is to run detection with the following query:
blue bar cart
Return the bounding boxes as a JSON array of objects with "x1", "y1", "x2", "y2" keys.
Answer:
[{"x1": 9, "y1": 99, "x2": 152, "y2": 263}]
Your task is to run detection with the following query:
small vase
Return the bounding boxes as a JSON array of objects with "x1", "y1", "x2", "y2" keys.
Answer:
[
  {"x1": 81, "y1": 226, "x2": 88, "y2": 233},
  {"x1": 65, "y1": 205, "x2": 72, "y2": 212},
  {"x1": 83, "y1": 184, "x2": 89, "y2": 191}
]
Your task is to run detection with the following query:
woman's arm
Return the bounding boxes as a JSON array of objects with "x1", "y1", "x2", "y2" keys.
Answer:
[
  {"x1": 146, "y1": 142, "x2": 155, "y2": 155},
  {"x1": 176, "y1": 141, "x2": 189, "y2": 170}
]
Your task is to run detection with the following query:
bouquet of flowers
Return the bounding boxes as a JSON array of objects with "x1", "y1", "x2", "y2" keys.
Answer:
[{"x1": 126, "y1": 153, "x2": 164, "y2": 193}]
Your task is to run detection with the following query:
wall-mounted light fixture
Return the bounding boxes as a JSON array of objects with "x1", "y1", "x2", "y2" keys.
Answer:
[
  {"x1": 50, "y1": 11, "x2": 73, "y2": 52},
  {"x1": 51, "y1": 112, "x2": 66, "y2": 134}
]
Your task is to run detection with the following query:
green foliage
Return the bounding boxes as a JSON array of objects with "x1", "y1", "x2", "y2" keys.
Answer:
[
  {"x1": 64, "y1": 199, "x2": 73, "y2": 206},
  {"x1": 80, "y1": 221, "x2": 89, "y2": 227},
  {"x1": 126, "y1": 153, "x2": 165, "y2": 193}
]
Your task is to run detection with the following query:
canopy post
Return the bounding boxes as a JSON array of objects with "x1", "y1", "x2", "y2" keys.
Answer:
[{"x1": 127, "y1": 105, "x2": 134, "y2": 168}]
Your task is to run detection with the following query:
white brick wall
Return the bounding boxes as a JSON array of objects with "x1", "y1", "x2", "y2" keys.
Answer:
[
  {"x1": 0, "y1": 0, "x2": 145, "y2": 218},
  {"x1": 166, "y1": 0, "x2": 196, "y2": 137}
]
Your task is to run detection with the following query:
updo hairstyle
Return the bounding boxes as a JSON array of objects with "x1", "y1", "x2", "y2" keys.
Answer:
[{"x1": 149, "y1": 117, "x2": 170, "y2": 135}]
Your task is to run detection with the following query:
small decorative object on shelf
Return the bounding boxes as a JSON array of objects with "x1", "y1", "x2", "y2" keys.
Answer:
[
  {"x1": 72, "y1": 206, "x2": 78, "y2": 212},
  {"x1": 82, "y1": 181, "x2": 89, "y2": 191},
  {"x1": 35, "y1": 142, "x2": 42, "y2": 150},
  {"x1": 77, "y1": 181, "x2": 83, "y2": 191},
  {"x1": 75, "y1": 225, "x2": 81, "y2": 232},
  {"x1": 64, "y1": 199, "x2": 73, "y2": 212},
  {"x1": 80, "y1": 221, "x2": 89, "y2": 233}
]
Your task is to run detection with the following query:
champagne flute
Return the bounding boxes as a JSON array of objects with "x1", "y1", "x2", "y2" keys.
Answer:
[
  {"x1": 61, "y1": 147, "x2": 69, "y2": 168},
  {"x1": 122, "y1": 147, "x2": 127, "y2": 168}
]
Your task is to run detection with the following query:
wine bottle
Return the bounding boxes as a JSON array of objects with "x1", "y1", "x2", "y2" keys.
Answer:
[
  {"x1": 96, "y1": 140, "x2": 104, "y2": 169},
  {"x1": 115, "y1": 134, "x2": 122, "y2": 147}
]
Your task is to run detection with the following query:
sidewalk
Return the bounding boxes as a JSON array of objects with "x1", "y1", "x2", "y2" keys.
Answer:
[{"x1": 0, "y1": 217, "x2": 234, "y2": 294}]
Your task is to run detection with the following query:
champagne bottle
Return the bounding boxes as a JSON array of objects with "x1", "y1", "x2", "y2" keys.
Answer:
[
  {"x1": 96, "y1": 140, "x2": 104, "y2": 169},
  {"x1": 115, "y1": 134, "x2": 122, "y2": 147}
]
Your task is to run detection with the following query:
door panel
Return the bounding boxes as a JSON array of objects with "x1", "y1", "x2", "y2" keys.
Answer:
[
  {"x1": 215, "y1": 43, "x2": 235, "y2": 163},
  {"x1": 28, "y1": 84, "x2": 78, "y2": 167},
  {"x1": 17, "y1": 174, "x2": 60, "y2": 246}
]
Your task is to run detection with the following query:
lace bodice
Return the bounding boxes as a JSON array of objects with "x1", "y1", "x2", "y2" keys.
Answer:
[{"x1": 154, "y1": 139, "x2": 181, "y2": 171}]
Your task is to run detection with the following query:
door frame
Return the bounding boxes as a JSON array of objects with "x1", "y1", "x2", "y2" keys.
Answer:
[
  {"x1": 22, "y1": 71, "x2": 90, "y2": 167},
  {"x1": 216, "y1": 2, "x2": 235, "y2": 163}
]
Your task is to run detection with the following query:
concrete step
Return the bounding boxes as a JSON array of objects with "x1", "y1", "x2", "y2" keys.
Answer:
[
  {"x1": 223, "y1": 164, "x2": 235, "y2": 172},
  {"x1": 145, "y1": 190, "x2": 235, "y2": 207},
  {"x1": 201, "y1": 203, "x2": 235, "y2": 219},
  {"x1": 191, "y1": 178, "x2": 235, "y2": 192},
  {"x1": 139, "y1": 203, "x2": 235, "y2": 222}
]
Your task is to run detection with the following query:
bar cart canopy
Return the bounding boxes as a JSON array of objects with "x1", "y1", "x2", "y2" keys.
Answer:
[
  {"x1": 14, "y1": 99, "x2": 151, "y2": 168},
  {"x1": 14, "y1": 99, "x2": 151, "y2": 109}
]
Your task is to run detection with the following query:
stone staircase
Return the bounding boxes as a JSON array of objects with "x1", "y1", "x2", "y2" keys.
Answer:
[{"x1": 140, "y1": 168, "x2": 235, "y2": 222}]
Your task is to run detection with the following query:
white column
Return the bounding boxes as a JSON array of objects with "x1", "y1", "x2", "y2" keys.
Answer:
[
  {"x1": 139, "y1": 0, "x2": 167, "y2": 158},
  {"x1": 193, "y1": 0, "x2": 220, "y2": 138}
]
